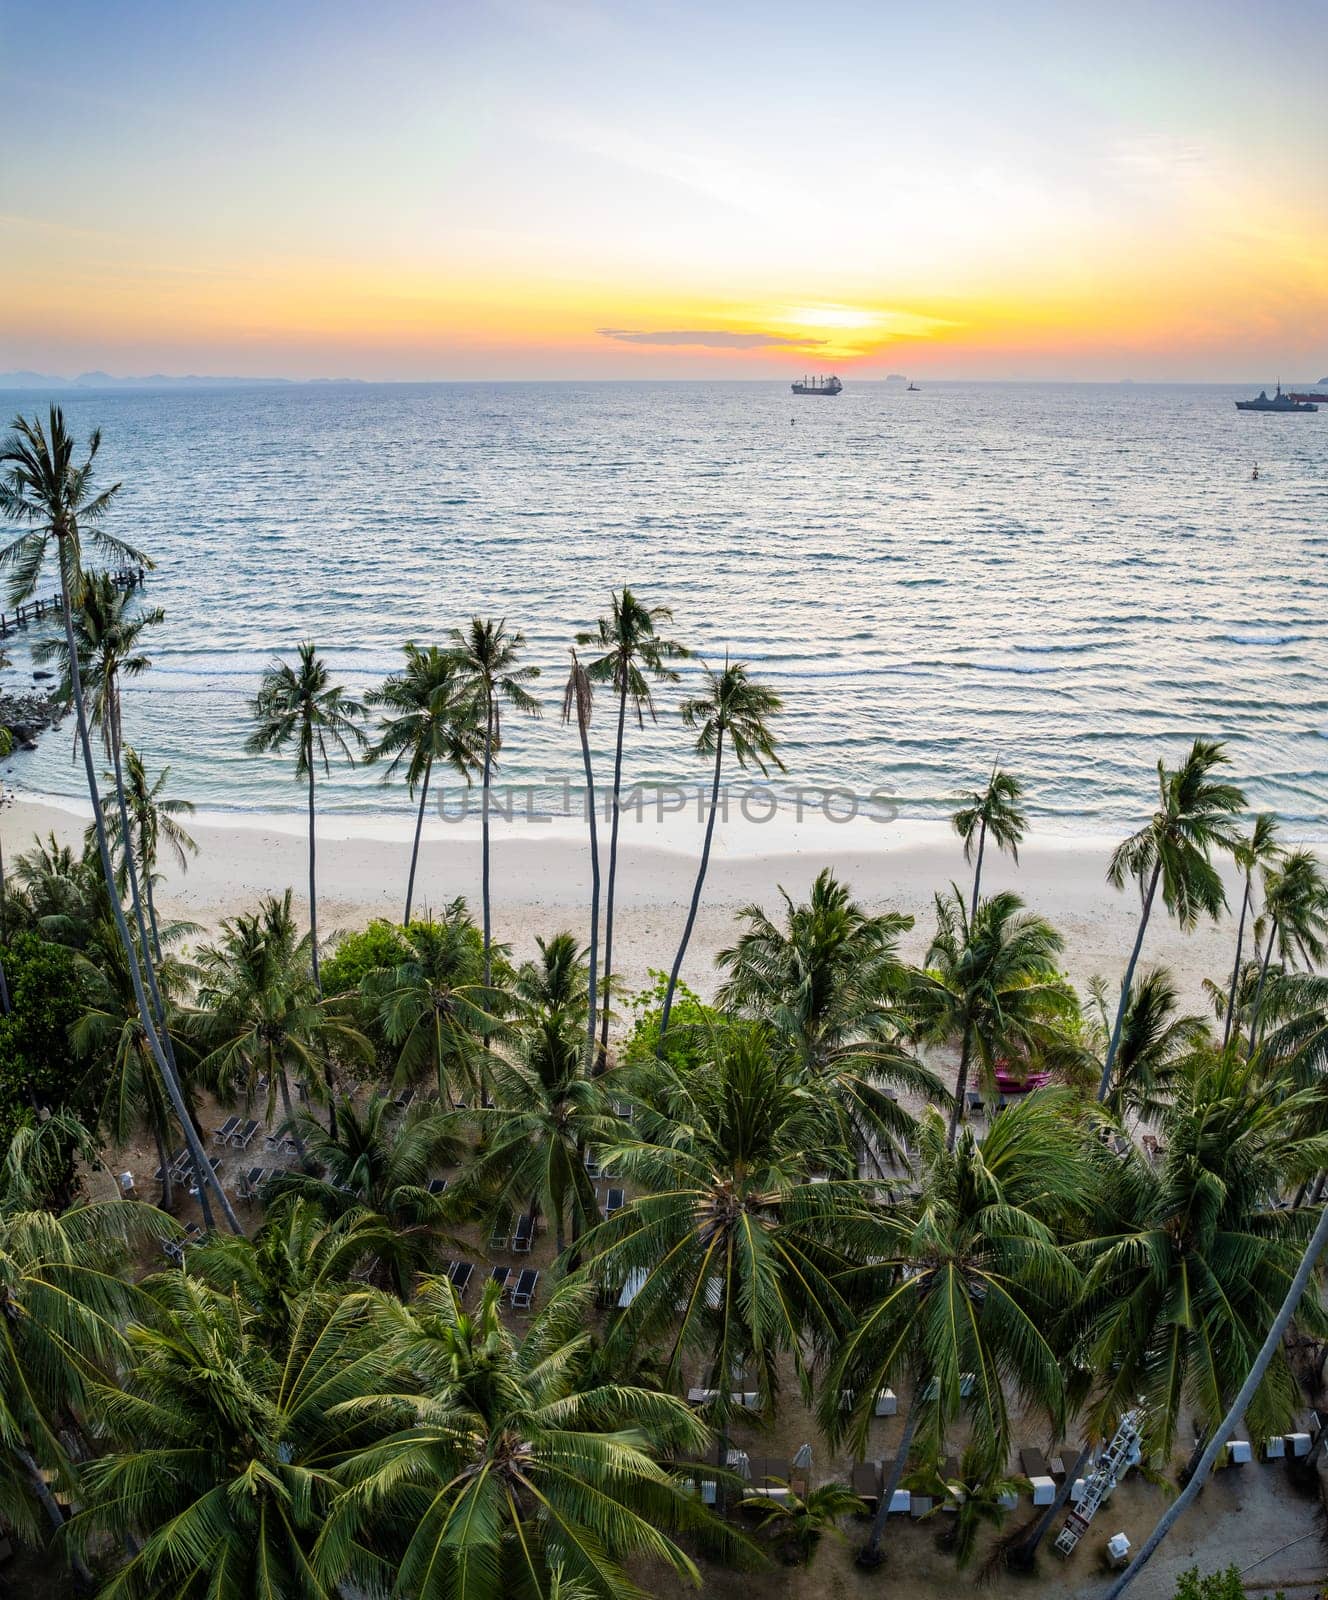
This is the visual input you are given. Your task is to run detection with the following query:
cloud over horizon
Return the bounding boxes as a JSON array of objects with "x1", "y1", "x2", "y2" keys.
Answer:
[{"x1": 597, "y1": 328, "x2": 828, "y2": 349}]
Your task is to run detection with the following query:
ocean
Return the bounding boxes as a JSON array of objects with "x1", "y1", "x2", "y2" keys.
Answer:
[{"x1": 2, "y1": 380, "x2": 1325, "y2": 834}]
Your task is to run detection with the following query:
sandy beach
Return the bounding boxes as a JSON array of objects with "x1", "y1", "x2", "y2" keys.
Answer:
[{"x1": 4, "y1": 792, "x2": 1254, "y2": 1019}]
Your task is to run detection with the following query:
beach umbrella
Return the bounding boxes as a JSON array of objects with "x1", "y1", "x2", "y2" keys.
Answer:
[{"x1": 792, "y1": 1442, "x2": 813, "y2": 1470}]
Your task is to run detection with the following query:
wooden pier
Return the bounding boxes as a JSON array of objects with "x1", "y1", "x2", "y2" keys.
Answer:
[{"x1": 0, "y1": 566, "x2": 147, "y2": 639}]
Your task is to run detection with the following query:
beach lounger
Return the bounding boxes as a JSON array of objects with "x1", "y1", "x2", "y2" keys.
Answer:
[
  {"x1": 188, "y1": 1157, "x2": 221, "y2": 1193},
  {"x1": 851, "y1": 1462, "x2": 881, "y2": 1510},
  {"x1": 238, "y1": 1166, "x2": 267, "y2": 1202},
  {"x1": 213, "y1": 1115, "x2": 240, "y2": 1144},
  {"x1": 510, "y1": 1267, "x2": 539, "y2": 1309},
  {"x1": 512, "y1": 1213, "x2": 534, "y2": 1253},
  {"x1": 747, "y1": 1457, "x2": 791, "y2": 1493},
  {"x1": 448, "y1": 1260, "x2": 474, "y2": 1298},
  {"x1": 428, "y1": 1177, "x2": 448, "y2": 1195},
  {"x1": 489, "y1": 1210, "x2": 512, "y2": 1251},
  {"x1": 154, "y1": 1146, "x2": 187, "y2": 1183},
  {"x1": 584, "y1": 1151, "x2": 603, "y2": 1180},
  {"x1": 602, "y1": 1186, "x2": 625, "y2": 1219},
  {"x1": 395, "y1": 1087, "x2": 416, "y2": 1112},
  {"x1": 489, "y1": 1265, "x2": 511, "y2": 1299},
  {"x1": 966, "y1": 1090, "x2": 984, "y2": 1113},
  {"x1": 1019, "y1": 1446, "x2": 1050, "y2": 1479},
  {"x1": 231, "y1": 1118, "x2": 260, "y2": 1149}
]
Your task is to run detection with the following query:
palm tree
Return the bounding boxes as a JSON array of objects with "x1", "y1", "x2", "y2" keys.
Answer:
[
  {"x1": 578, "y1": 1025, "x2": 858, "y2": 1432},
  {"x1": 108, "y1": 747, "x2": 196, "y2": 966},
  {"x1": 246, "y1": 641, "x2": 365, "y2": 992},
  {"x1": 1103, "y1": 1194, "x2": 1328, "y2": 1599},
  {"x1": 193, "y1": 890, "x2": 372, "y2": 1152},
  {"x1": 1223, "y1": 814, "x2": 1280, "y2": 1048},
  {"x1": 577, "y1": 590, "x2": 688, "y2": 1067},
  {"x1": 363, "y1": 904, "x2": 506, "y2": 1107},
  {"x1": 1088, "y1": 966, "x2": 1209, "y2": 1123},
  {"x1": 1247, "y1": 847, "x2": 1328, "y2": 1055},
  {"x1": 365, "y1": 642, "x2": 485, "y2": 922},
  {"x1": 0, "y1": 1117, "x2": 172, "y2": 1580},
  {"x1": 563, "y1": 648, "x2": 601, "y2": 1072},
  {"x1": 265, "y1": 1093, "x2": 458, "y2": 1295},
  {"x1": 658, "y1": 659, "x2": 783, "y2": 1042},
  {"x1": 69, "y1": 1270, "x2": 399, "y2": 1597},
  {"x1": 741, "y1": 1479, "x2": 862, "y2": 1566},
  {"x1": 321, "y1": 1275, "x2": 728, "y2": 1599},
  {"x1": 904, "y1": 1445, "x2": 1027, "y2": 1570},
  {"x1": 0, "y1": 408, "x2": 238, "y2": 1230},
  {"x1": 951, "y1": 765, "x2": 1027, "y2": 918},
  {"x1": 449, "y1": 617, "x2": 541, "y2": 989},
  {"x1": 1098, "y1": 739, "x2": 1245, "y2": 1102},
  {"x1": 914, "y1": 887, "x2": 1074, "y2": 1147},
  {"x1": 824, "y1": 1093, "x2": 1084, "y2": 1569},
  {"x1": 456, "y1": 933, "x2": 621, "y2": 1253},
  {"x1": 717, "y1": 868, "x2": 945, "y2": 1172},
  {"x1": 1075, "y1": 1049, "x2": 1328, "y2": 1463}
]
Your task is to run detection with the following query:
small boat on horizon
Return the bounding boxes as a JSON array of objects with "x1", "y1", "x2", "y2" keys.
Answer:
[
  {"x1": 907, "y1": 381, "x2": 920, "y2": 391},
  {"x1": 792, "y1": 374, "x2": 842, "y2": 396},
  {"x1": 1235, "y1": 381, "x2": 1317, "y2": 413}
]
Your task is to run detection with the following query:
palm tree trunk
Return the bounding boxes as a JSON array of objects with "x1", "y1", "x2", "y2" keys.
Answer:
[
  {"x1": 969, "y1": 817, "x2": 988, "y2": 921},
  {"x1": 0, "y1": 837, "x2": 8, "y2": 1015},
  {"x1": 307, "y1": 749, "x2": 321, "y2": 990},
  {"x1": 576, "y1": 703, "x2": 602, "y2": 1075},
  {"x1": 659, "y1": 734, "x2": 723, "y2": 1044},
  {"x1": 151, "y1": 1118, "x2": 174, "y2": 1211},
  {"x1": 58, "y1": 563, "x2": 240, "y2": 1232},
  {"x1": 405, "y1": 754, "x2": 432, "y2": 924},
  {"x1": 16, "y1": 1445, "x2": 93, "y2": 1588},
  {"x1": 1097, "y1": 858, "x2": 1161, "y2": 1103},
  {"x1": 277, "y1": 1063, "x2": 308, "y2": 1165},
  {"x1": 144, "y1": 868, "x2": 164, "y2": 968},
  {"x1": 857, "y1": 1394, "x2": 919, "y2": 1566},
  {"x1": 481, "y1": 692, "x2": 494, "y2": 989},
  {"x1": 1247, "y1": 923, "x2": 1278, "y2": 1057},
  {"x1": 1008, "y1": 1442, "x2": 1092, "y2": 1566},
  {"x1": 1104, "y1": 1196, "x2": 1328, "y2": 1600},
  {"x1": 945, "y1": 1021, "x2": 974, "y2": 1149},
  {"x1": 1222, "y1": 873, "x2": 1252, "y2": 1049},
  {"x1": 0, "y1": 952, "x2": 8, "y2": 1015},
  {"x1": 597, "y1": 678, "x2": 629, "y2": 1071}
]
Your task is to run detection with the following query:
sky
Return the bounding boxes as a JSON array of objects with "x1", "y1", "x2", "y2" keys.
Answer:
[{"x1": 1, "y1": 0, "x2": 1325, "y2": 381}]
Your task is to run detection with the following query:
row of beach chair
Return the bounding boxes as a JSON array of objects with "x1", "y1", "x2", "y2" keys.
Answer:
[{"x1": 212, "y1": 1116, "x2": 261, "y2": 1149}]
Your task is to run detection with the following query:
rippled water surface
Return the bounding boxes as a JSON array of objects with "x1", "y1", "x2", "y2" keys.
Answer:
[{"x1": 4, "y1": 380, "x2": 1326, "y2": 831}]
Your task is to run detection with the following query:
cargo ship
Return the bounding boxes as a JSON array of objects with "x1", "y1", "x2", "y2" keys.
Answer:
[{"x1": 792, "y1": 374, "x2": 842, "y2": 396}]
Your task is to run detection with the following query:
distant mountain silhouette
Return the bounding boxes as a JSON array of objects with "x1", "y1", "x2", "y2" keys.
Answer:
[{"x1": 0, "y1": 371, "x2": 366, "y2": 390}]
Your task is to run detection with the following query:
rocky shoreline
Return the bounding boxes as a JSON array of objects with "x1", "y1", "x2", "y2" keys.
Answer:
[{"x1": 0, "y1": 683, "x2": 62, "y2": 750}]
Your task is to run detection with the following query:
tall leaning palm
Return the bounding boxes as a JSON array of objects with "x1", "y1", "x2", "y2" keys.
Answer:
[
  {"x1": 365, "y1": 642, "x2": 484, "y2": 922},
  {"x1": 111, "y1": 746, "x2": 196, "y2": 966},
  {"x1": 578, "y1": 590, "x2": 688, "y2": 1067},
  {"x1": 450, "y1": 617, "x2": 541, "y2": 988},
  {"x1": 1248, "y1": 846, "x2": 1328, "y2": 1055},
  {"x1": 563, "y1": 648, "x2": 601, "y2": 1070},
  {"x1": 1223, "y1": 813, "x2": 1280, "y2": 1048},
  {"x1": 247, "y1": 642, "x2": 365, "y2": 991},
  {"x1": 658, "y1": 659, "x2": 783, "y2": 1042},
  {"x1": 0, "y1": 408, "x2": 239, "y2": 1230},
  {"x1": 1098, "y1": 738, "x2": 1245, "y2": 1103},
  {"x1": 951, "y1": 765, "x2": 1027, "y2": 918}
]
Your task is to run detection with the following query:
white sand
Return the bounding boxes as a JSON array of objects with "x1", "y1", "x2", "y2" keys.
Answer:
[{"x1": 4, "y1": 793, "x2": 1252, "y2": 1015}]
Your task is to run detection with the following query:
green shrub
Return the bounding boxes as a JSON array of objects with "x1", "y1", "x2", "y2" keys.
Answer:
[
  {"x1": 1173, "y1": 1567, "x2": 1285, "y2": 1600},
  {"x1": 619, "y1": 970, "x2": 728, "y2": 1072},
  {"x1": 0, "y1": 932, "x2": 91, "y2": 1142},
  {"x1": 320, "y1": 920, "x2": 412, "y2": 996}
]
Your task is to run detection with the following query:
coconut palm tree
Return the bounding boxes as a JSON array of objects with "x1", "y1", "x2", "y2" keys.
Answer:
[
  {"x1": 449, "y1": 617, "x2": 541, "y2": 989},
  {"x1": 578, "y1": 1025, "x2": 859, "y2": 1433},
  {"x1": 1075, "y1": 1049, "x2": 1328, "y2": 1462},
  {"x1": 914, "y1": 887, "x2": 1075, "y2": 1147},
  {"x1": 68, "y1": 1270, "x2": 399, "y2": 1598},
  {"x1": 740, "y1": 1479, "x2": 862, "y2": 1566},
  {"x1": 658, "y1": 659, "x2": 783, "y2": 1042},
  {"x1": 0, "y1": 1117, "x2": 172, "y2": 1579},
  {"x1": 1103, "y1": 1194, "x2": 1328, "y2": 1599},
  {"x1": 193, "y1": 890, "x2": 372, "y2": 1152},
  {"x1": 265, "y1": 1093, "x2": 458, "y2": 1295},
  {"x1": 577, "y1": 590, "x2": 688, "y2": 1067},
  {"x1": 1098, "y1": 739, "x2": 1245, "y2": 1103},
  {"x1": 0, "y1": 408, "x2": 238, "y2": 1230},
  {"x1": 904, "y1": 1445, "x2": 1027, "y2": 1570},
  {"x1": 365, "y1": 642, "x2": 485, "y2": 922},
  {"x1": 717, "y1": 868, "x2": 945, "y2": 1172},
  {"x1": 1247, "y1": 847, "x2": 1328, "y2": 1055},
  {"x1": 952, "y1": 765, "x2": 1027, "y2": 918},
  {"x1": 455, "y1": 933, "x2": 622, "y2": 1254},
  {"x1": 246, "y1": 642, "x2": 365, "y2": 992},
  {"x1": 1222, "y1": 814, "x2": 1280, "y2": 1048},
  {"x1": 1087, "y1": 966, "x2": 1209, "y2": 1123},
  {"x1": 320, "y1": 1274, "x2": 728, "y2": 1600},
  {"x1": 107, "y1": 747, "x2": 196, "y2": 966},
  {"x1": 563, "y1": 648, "x2": 601, "y2": 1072},
  {"x1": 362, "y1": 904, "x2": 507, "y2": 1107},
  {"x1": 824, "y1": 1093, "x2": 1085, "y2": 1569}
]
